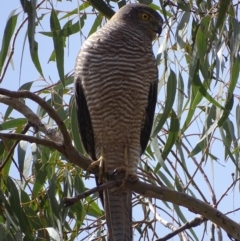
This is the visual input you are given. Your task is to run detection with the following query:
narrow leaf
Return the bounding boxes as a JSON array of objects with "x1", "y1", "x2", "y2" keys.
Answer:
[
  {"x1": 29, "y1": 40, "x2": 44, "y2": 77},
  {"x1": 40, "y1": 13, "x2": 86, "y2": 37},
  {"x1": 52, "y1": 90, "x2": 67, "y2": 121},
  {"x1": 18, "y1": 140, "x2": 28, "y2": 176},
  {"x1": 182, "y1": 89, "x2": 202, "y2": 133},
  {"x1": 45, "y1": 228, "x2": 61, "y2": 240},
  {"x1": 236, "y1": 103, "x2": 240, "y2": 138},
  {"x1": 192, "y1": 63, "x2": 223, "y2": 109},
  {"x1": 19, "y1": 81, "x2": 34, "y2": 91},
  {"x1": 88, "y1": 0, "x2": 115, "y2": 19},
  {"x1": 60, "y1": 2, "x2": 90, "y2": 20},
  {"x1": 0, "y1": 118, "x2": 27, "y2": 130},
  {"x1": 48, "y1": 175, "x2": 60, "y2": 219},
  {"x1": 161, "y1": 110, "x2": 179, "y2": 159},
  {"x1": 177, "y1": 72, "x2": 184, "y2": 117},
  {"x1": 85, "y1": 197, "x2": 102, "y2": 217},
  {"x1": 70, "y1": 97, "x2": 84, "y2": 154},
  {"x1": 229, "y1": 55, "x2": 239, "y2": 96},
  {"x1": 216, "y1": 0, "x2": 231, "y2": 30},
  {"x1": 0, "y1": 13, "x2": 18, "y2": 76},
  {"x1": 218, "y1": 94, "x2": 234, "y2": 127},
  {"x1": 88, "y1": 14, "x2": 103, "y2": 36},
  {"x1": 20, "y1": 0, "x2": 43, "y2": 77},
  {"x1": 152, "y1": 69, "x2": 177, "y2": 137},
  {"x1": 32, "y1": 163, "x2": 48, "y2": 196},
  {"x1": 231, "y1": 18, "x2": 240, "y2": 58},
  {"x1": 176, "y1": 11, "x2": 190, "y2": 49},
  {"x1": 6, "y1": 177, "x2": 32, "y2": 238},
  {"x1": 219, "y1": 127, "x2": 236, "y2": 164},
  {"x1": 218, "y1": 55, "x2": 239, "y2": 126},
  {"x1": 50, "y1": 9, "x2": 64, "y2": 84},
  {"x1": 196, "y1": 16, "x2": 210, "y2": 68}
]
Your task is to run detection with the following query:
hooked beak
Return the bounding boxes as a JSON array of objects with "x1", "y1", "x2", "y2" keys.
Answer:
[{"x1": 154, "y1": 24, "x2": 162, "y2": 35}]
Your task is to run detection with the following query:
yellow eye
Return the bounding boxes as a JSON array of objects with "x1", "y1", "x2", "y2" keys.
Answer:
[{"x1": 141, "y1": 13, "x2": 149, "y2": 20}]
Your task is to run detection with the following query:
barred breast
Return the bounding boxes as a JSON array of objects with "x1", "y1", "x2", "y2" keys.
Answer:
[{"x1": 75, "y1": 20, "x2": 158, "y2": 174}]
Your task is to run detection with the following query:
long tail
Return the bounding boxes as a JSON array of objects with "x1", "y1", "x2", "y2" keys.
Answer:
[{"x1": 104, "y1": 189, "x2": 132, "y2": 241}]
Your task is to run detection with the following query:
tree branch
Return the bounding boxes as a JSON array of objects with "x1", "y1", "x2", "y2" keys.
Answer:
[
  {"x1": 0, "y1": 94, "x2": 63, "y2": 143},
  {"x1": 0, "y1": 132, "x2": 62, "y2": 150},
  {"x1": 0, "y1": 131, "x2": 92, "y2": 171},
  {"x1": 63, "y1": 180, "x2": 119, "y2": 206},
  {"x1": 125, "y1": 181, "x2": 240, "y2": 241},
  {"x1": 156, "y1": 216, "x2": 204, "y2": 241},
  {"x1": 0, "y1": 88, "x2": 92, "y2": 169},
  {"x1": 147, "y1": 198, "x2": 188, "y2": 241},
  {"x1": 0, "y1": 88, "x2": 71, "y2": 145}
]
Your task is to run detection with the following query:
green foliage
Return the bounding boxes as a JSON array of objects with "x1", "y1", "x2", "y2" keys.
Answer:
[
  {"x1": 0, "y1": 12, "x2": 18, "y2": 77},
  {"x1": 0, "y1": 0, "x2": 240, "y2": 240}
]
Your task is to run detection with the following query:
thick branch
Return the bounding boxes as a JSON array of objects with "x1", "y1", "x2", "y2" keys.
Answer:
[
  {"x1": 0, "y1": 132, "x2": 62, "y2": 150},
  {"x1": 125, "y1": 181, "x2": 240, "y2": 241},
  {"x1": 0, "y1": 88, "x2": 91, "y2": 169},
  {"x1": 0, "y1": 132, "x2": 92, "y2": 171},
  {"x1": 0, "y1": 94, "x2": 63, "y2": 143},
  {"x1": 0, "y1": 88, "x2": 71, "y2": 145}
]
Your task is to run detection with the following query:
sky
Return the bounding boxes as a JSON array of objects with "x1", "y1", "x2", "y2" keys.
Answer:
[{"x1": 0, "y1": 1, "x2": 240, "y2": 241}]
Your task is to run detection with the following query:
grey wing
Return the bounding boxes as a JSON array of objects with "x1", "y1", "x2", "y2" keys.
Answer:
[
  {"x1": 140, "y1": 79, "x2": 158, "y2": 155},
  {"x1": 74, "y1": 78, "x2": 97, "y2": 161},
  {"x1": 75, "y1": 78, "x2": 104, "y2": 205}
]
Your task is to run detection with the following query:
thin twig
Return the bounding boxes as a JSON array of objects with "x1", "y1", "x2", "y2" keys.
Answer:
[
  {"x1": 147, "y1": 198, "x2": 174, "y2": 229},
  {"x1": 225, "y1": 207, "x2": 240, "y2": 216},
  {"x1": 155, "y1": 216, "x2": 204, "y2": 241},
  {"x1": 216, "y1": 177, "x2": 240, "y2": 207},
  {"x1": 158, "y1": 137, "x2": 208, "y2": 203},
  {"x1": 181, "y1": 140, "x2": 216, "y2": 205}
]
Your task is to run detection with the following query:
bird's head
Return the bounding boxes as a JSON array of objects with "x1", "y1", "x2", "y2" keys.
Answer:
[{"x1": 111, "y1": 3, "x2": 163, "y2": 41}]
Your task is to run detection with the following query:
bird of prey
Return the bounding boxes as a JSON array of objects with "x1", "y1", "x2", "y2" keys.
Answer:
[{"x1": 74, "y1": 4, "x2": 163, "y2": 241}]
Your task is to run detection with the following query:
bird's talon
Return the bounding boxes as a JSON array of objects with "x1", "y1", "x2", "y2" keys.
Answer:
[
  {"x1": 87, "y1": 157, "x2": 104, "y2": 183},
  {"x1": 119, "y1": 178, "x2": 127, "y2": 189},
  {"x1": 112, "y1": 166, "x2": 138, "y2": 188},
  {"x1": 87, "y1": 159, "x2": 101, "y2": 171},
  {"x1": 127, "y1": 174, "x2": 139, "y2": 183}
]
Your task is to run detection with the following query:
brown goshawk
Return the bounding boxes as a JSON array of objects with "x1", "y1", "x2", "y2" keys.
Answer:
[{"x1": 74, "y1": 4, "x2": 163, "y2": 241}]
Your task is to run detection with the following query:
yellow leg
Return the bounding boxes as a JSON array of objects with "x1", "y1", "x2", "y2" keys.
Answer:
[
  {"x1": 116, "y1": 146, "x2": 138, "y2": 189},
  {"x1": 87, "y1": 146, "x2": 105, "y2": 182}
]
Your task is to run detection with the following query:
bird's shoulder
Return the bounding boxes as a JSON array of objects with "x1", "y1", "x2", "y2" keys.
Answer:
[{"x1": 82, "y1": 20, "x2": 151, "y2": 51}]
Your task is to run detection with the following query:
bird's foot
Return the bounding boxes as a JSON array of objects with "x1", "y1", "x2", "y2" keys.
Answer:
[
  {"x1": 113, "y1": 166, "x2": 138, "y2": 189},
  {"x1": 127, "y1": 173, "x2": 139, "y2": 183},
  {"x1": 87, "y1": 156, "x2": 104, "y2": 183}
]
